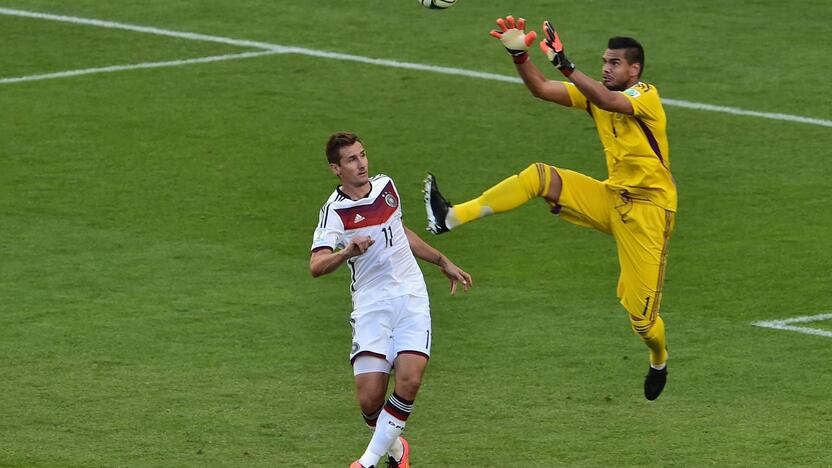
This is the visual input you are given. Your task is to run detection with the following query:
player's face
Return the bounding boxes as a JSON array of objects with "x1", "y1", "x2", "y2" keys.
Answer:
[
  {"x1": 331, "y1": 141, "x2": 369, "y2": 187},
  {"x1": 601, "y1": 49, "x2": 640, "y2": 91}
]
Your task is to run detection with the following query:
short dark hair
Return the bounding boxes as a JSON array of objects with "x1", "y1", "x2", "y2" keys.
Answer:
[
  {"x1": 608, "y1": 36, "x2": 645, "y2": 77},
  {"x1": 325, "y1": 131, "x2": 362, "y2": 165}
]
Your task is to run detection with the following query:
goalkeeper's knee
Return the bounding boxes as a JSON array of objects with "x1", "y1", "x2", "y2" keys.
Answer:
[
  {"x1": 517, "y1": 162, "x2": 552, "y2": 199},
  {"x1": 630, "y1": 314, "x2": 656, "y2": 338}
]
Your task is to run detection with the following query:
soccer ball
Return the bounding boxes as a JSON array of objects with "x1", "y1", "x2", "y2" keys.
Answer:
[{"x1": 419, "y1": 0, "x2": 456, "y2": 9}]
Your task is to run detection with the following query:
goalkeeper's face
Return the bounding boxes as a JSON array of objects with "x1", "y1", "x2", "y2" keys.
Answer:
[
  {"x1": 601, "y1": 49, "x2": 639, "y2": 91},
  {"x1": 331, "y1": 141, "x2": 370, "y2": 187}
]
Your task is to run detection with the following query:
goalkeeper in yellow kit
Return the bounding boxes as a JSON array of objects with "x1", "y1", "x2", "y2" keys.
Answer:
[{"x1": 424, "y1": 16, "x2": 677, "y2": 400}]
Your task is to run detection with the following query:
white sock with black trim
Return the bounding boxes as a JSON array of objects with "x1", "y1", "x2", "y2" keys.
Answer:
[{"x1": 358, "y1": 392, "x2": 412, "y2": 467}]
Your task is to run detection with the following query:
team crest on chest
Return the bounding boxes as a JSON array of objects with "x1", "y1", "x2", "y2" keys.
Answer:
[{"x1": 384, "y1": 191, "x2": 398, "y2": 208}]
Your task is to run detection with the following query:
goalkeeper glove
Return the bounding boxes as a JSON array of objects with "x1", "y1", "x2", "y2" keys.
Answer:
[
  {"x1": 489, "y1": 16, "x2": 537, "y2": 64},
  {"x1": 539, "y1": 20, "x2": 575, "y2": 76}
]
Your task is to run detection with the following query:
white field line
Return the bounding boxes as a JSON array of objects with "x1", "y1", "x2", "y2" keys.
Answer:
[
  {"x1": 0, "y1": 7, "x2": 287, "y2": 51},
  {"x1": 753, "y1": 313, "x2": 832, "y2": 338},
  {"x1": 663, "y1": 99, "x2": 832, "y2": 128},
  {"x1": 1, "y1": 7, "x2": 830, "y2": 128},
  {"x1": 0, "y1": 51, "x2": 281, "y2": 84}
]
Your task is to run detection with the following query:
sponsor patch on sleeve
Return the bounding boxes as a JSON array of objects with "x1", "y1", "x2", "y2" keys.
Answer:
[
  {"x1": 312, "y1": 228, "x2": 345, "y2": 250},
  {"x1": 624, "y1": 88, "x2": 641, "y2": 98}
]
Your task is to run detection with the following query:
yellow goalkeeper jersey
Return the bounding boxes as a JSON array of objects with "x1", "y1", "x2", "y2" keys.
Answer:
[{"x1": 565, "y1": 81, "x2": 677, "y2": 212}]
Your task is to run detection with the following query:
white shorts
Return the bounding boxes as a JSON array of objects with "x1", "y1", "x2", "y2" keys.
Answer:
[{"x1": 349, "y1": 294, "x2": 432, "y2": 368}]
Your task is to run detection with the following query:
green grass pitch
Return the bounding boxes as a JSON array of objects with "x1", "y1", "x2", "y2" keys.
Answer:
[{"x1": 1, "y1": 0, "x2": 831, "y2": 466}]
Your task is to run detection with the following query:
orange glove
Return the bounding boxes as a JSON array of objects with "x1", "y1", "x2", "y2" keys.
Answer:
[
  {"x1": 539, "y1": 20, "x2": 575, "y2": 76},
  {"x1": 489, "y1": 16, "x2": 537, "y2": 64}
]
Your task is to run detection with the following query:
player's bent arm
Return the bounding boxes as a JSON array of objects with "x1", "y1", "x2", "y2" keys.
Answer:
[
  {"x1": 404, "y1": 227, "x2": 445, "y2": 266},
  {"x1": 309, "y1": 235, "x2": 374, "y2": 277},
  {"x1": 404, "y1": 226, "x2": 472, "y2": 294},
  {"x1": 567, "y1": 69, "x2": 633, "y2": 114},
  {"x1": 516, "y1": 61, "x2": 572, "y2": 106},
  {"x1": 309, "y1": 247, "x2": 349, "y2": 278}
]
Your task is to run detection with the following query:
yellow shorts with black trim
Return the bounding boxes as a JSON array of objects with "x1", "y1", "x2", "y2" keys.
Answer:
[{"x1": 553, "y1": 168, "x2": 675, "y2": 321}]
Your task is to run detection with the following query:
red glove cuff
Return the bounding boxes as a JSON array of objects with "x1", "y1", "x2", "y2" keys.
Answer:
[{"x1": 512, "y1": 52, "x2": 529, "y2": 64}]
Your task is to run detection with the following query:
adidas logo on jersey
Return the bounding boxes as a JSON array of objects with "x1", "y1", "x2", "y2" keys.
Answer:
[{"x1": 354, "y1": 213, "x2": 365, "y2": 223}]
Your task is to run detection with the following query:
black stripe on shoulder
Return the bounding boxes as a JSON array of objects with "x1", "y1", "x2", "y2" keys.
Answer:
[{"x1": 320, "y1": 201, "x2": 335, "y2": 228}]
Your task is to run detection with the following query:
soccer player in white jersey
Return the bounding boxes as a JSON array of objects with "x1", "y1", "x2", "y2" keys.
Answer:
[{"x1": 310, "y1": 132, "x2": 472, "y2": 468}]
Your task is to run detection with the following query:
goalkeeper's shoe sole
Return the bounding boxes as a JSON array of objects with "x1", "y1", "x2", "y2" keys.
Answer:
[
  {"x1": 423, "y1": 173, "x2": 451, "y2": 235},
  {"x1": 644, "y1": 365, "x2": 668, "y2": 401}
]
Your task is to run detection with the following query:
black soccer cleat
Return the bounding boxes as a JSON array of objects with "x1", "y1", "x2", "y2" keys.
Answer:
[
  {"x1": 385, "y1": 456, "x2": 399, "y2": 467},
  {"x1": 423, "y1": 173, "x2": 451, "y2": 235},
  {"x1": 644, "y1": 365, "x2": 668, "y2": 401}
]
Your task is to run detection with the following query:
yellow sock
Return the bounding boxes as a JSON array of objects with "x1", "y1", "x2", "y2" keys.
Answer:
[
  {"x1": 632, "y1": 315, "x2": 668, "y2": 366},
  {"x1": 448, "y1": 163, "x2": 551, "y2": 228}
]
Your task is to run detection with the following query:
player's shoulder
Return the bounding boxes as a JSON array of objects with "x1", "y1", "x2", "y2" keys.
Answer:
[
  {"x1": 370, "y1": 173, "x2": 392, "y2": 184},
  {"x1": 320, "y1": 188, "x2": 349, "y2": 210},
  {"x1": 370, "y1": 173, "x2": 398, "y2": 192},
  {"x1": 623, "y1": 81, "x2": 660, "y2": 98},
  {"x1": 315, "y1": 189, "x2": 347, "y2": 228}
]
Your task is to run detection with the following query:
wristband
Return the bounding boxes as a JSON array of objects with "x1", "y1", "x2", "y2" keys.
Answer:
[{"x1": 512, "y1": 52, "x2": 529, "y2": 64}]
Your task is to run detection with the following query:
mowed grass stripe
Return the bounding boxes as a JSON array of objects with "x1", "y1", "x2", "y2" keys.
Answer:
[{"x1": 1, "y1": 6, "x2": 830, "y2": 128}]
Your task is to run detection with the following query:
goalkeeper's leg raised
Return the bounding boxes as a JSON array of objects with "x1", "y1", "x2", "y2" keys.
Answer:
[{"x1": 446, "y1": 163, "x2": 555, "y2": 228}]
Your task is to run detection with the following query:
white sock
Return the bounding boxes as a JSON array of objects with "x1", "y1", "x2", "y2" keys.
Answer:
[
  {"x1": 364, "y1": 427, "x2": 402, "y2": 461},
  {"x1": 358, "y1": 409, "x2": 406, "y2": 467},
  {"x1": 445, "y1": 206, "x2": 494, "y2": 229},
  {"x1": 651, "y1": 351, "x2": 668, "y2": 371},
  {"x1": 446, "y1": 207, "x2": 460, "y2": 229},
  {"x1": 388, "y1": 436, "x2": 404, "y2": 461}
]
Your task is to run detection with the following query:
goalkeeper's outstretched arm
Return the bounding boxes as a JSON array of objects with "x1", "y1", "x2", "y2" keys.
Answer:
[
  {"x1": 489, "y1": 15, "x2": 572, "y2": 107},
  {"x1": 563, "y1": 68, "x2": 634, "y2": 115},
  {"x1": 515, "y1": 60, "x2": 572, "y2": 106}
]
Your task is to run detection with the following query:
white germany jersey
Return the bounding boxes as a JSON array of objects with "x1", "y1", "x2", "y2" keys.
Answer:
[{"x1": 311, "y1": 174, "x2": 428, "y2": 308}]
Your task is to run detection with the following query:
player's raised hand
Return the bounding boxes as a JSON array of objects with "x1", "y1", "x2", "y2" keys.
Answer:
[
  {"x1": 490, "y1": 15, "x2": 537, "y2": 64},
  {"x1": 438, "y1": 256, "x2": 473, "y2": 295},
  {"x1": 539, "y1": 20, "x2": 575, "y2": 76},
  {"x1": 343, "y1": 236, "x2": 375, "y2": 258}
]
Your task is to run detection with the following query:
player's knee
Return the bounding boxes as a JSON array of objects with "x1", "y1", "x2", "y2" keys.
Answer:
[
  {"x1": 395, "y1": 372, "x2": 423, "y2": 399},
  {"x1": 629, "y1": 314, "x2": 654, "y2": 338},
  {"x1": 518, "y1": 162, "x2": 552, "y2": 199},
  {"x1": 520, "y1": 163, "x2": 545, "y2": 174},
  {"x1": 357, "y1": 392, "x2": 385, "y2": 413}
]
